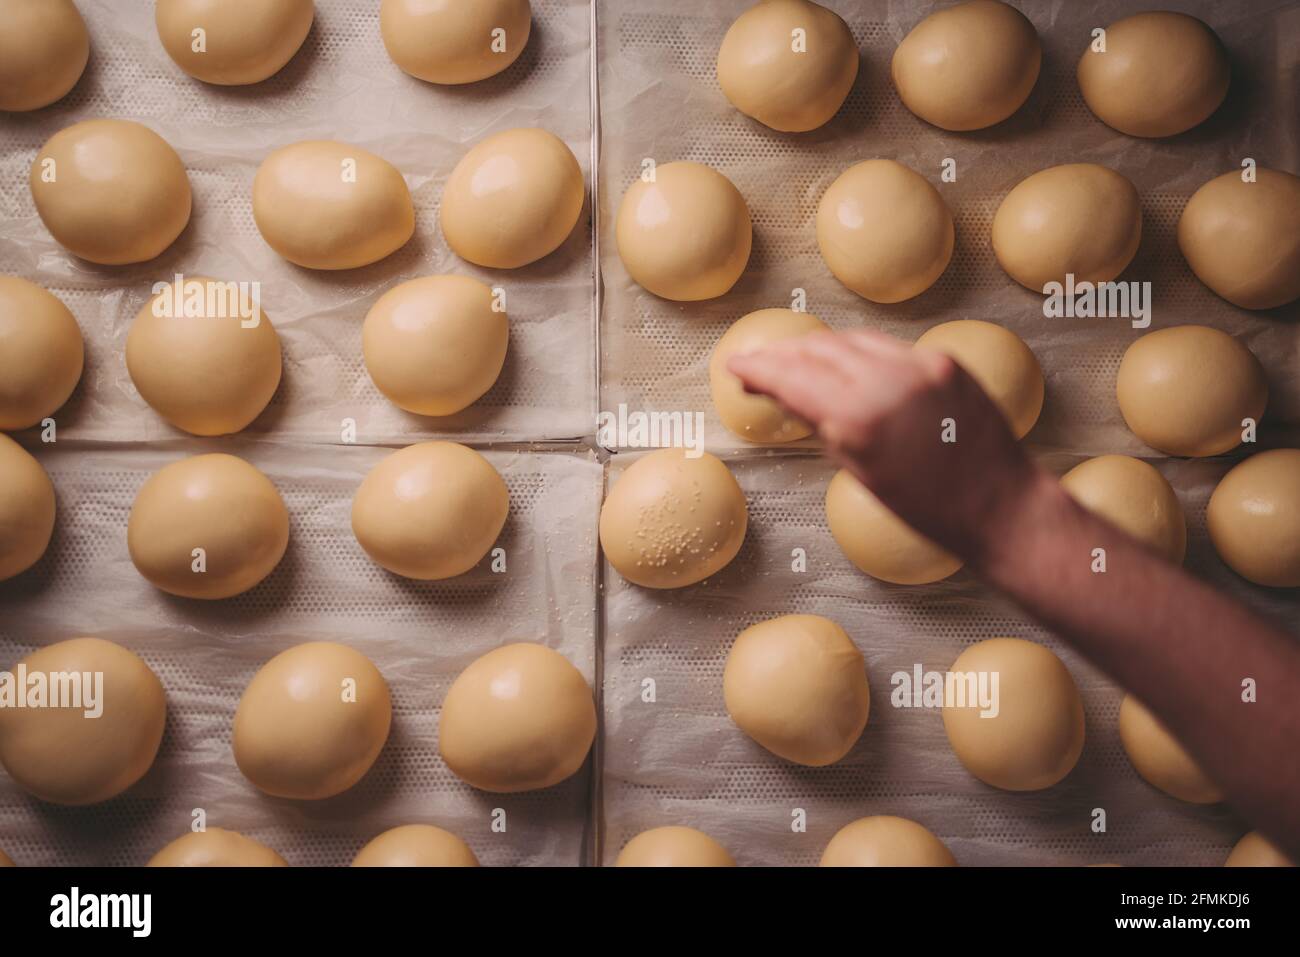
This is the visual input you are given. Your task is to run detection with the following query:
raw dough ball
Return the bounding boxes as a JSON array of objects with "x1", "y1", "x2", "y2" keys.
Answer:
[
  {"x1": 0, "y1": 0, "x2": 88, "y2": 111},
  {"x1": 234, "y1": 642, "x2": 391, "y2": 800},
  {"x1": 1118, "y1": 695, "x2": 1221, "y2": 804},
  {"x1": 992, "y1": 163, "x2": 1141, "y2": 292},
  {"x1": 155, "y1": 0, "x2": 313, "y2": 86},
  {"x1": 253, "y1": 140, "x2": 414, "y2": 270},
  {"x1": 1077, "y1": 12, "x2": 1228, "y2": 139},
  {"x1": 1178, "y1": 169, "x2": 1300, "y2": 311},
  {"x1": 1116, "y1": 325, "x2": 1267, "y2": 458},
  {"x1": 724, "y1": 614, "x2": 869, "y2": 766},
  {"x1": 1207, "y1": 449, "x2": 1300, "y2": 588},
  {"x1": 0, "y1": 637, "x2": 165, "y2": 806},
  {"x1": 352, "y1": 825, "x2": 479, "y2": 867},
  {"x1": 1060, "y1": 455, "x2": 1186, "y2": 564},
  {"x1": 820, "y1": 816, "x2": 957, "y2": 867},
  {"x1": 942, "y1": 638, "x2": 1084, "y2": 791},
  {"x1": 892, "y1": 0, "x2": 1040, "y2": 131},
  {"x1": 817, "y1": 159, "x2": 953, "y2": 303},
  {"x1": 913, "y1": 319, "x2": 1043, "y2": 439},
  {"x1": 0, "y1": 435, "x2": 55, "y2": 582},
  {"x1": 615, "y1": 827, "x2": 735, "y2": 867},
  {"x1": 127, "y1": 276, "x2": 282, "y2": 436},
  {"x1": 717, "y1": 0, "x2": 858, "y2": 133},
  {"x1": 615, "y1": 161, "x2": 752, "y2": 301},
  {"x1": 381, "y1": 0, "x2": 530, "y2": 85},
  {"x1": 148, "y1": 828, "x2": 288, "y2": 867},
  {"x1": 439, "y1": 643, "x2": 595, "y2": 793},
  {"x1": 127, "y1": 453, "x2": 289, "y2": 599},
  {"x1": 352, "y1": 441, "x2": 508, "y2": 580},
  {"x1": 709, "y1": 308, "x2": 827, "y2": 443},
  {"x1": 0, "y1": 277, "x2": 83, "y2": 430},
  {"x1": 0, "y1": 848, "x2": 12, "y2": 866},
  {"x1": 30, "y1": 120, "x2": 192, "y2": 266},
  {"x1": 440, "y1": 128, "x2": 583, "y2": 269},
  {"x1": 599, "y1": 448, "x2": 748, "y2": 589},
  {"x1": 825, "y1": 468, "x2": 961, "y2": 585},
  {"x1": 1225, "y1": 832, "x2": 1295, "y2": 868}
]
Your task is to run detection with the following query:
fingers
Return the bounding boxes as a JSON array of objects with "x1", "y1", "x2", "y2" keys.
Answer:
[{"x1": 726, "y1": 342, "x2": 851, "y2": 426}]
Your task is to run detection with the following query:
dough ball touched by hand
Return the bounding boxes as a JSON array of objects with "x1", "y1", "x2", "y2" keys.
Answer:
[{"x1": 1118, "y1": 695, "x2": 1222, "y2": 804}]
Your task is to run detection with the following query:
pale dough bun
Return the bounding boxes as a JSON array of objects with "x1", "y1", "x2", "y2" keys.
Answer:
[
  {"x1": 1060, "y1": 455, "x2": 1186, "y2": 564},
  {"x1": 0, "y1": 277, "x2": 83, "y2": 430},
  {"x1": 352, "y1": 825, "x2": 479, "y2": 867},
  {"x1": 0, "y1": 848, "x2": 12, "y2": 866},
  {"x1": 253, "y1": 140, "x2": 414, "y2": 270},
  {"x1": 382, "y1": 0, "x2": 530, "y2": 85},
  {"x1": 892, "y1": 0, "x2": 1040, "y2": 131},
  {"x1": 440, "y1": 128, "x2": 584, "y2": 269},
  {"x1": 709, "y1": 308, "x2": 827, "y2": 443},
  {"x1": 615, "y1": 827, "x2": 735, "y2": 867},
  {"x1": 1207, "y1": 449, "x2": 1300, "y2": 588},
  {"x1": 30, "y1": 120, "x2": 192, "y2": 266},
  {"x1": 942, "y1": 638, "x2": 1084, "y2": 791},
  {"x1": 825, "y1": 468, "x2": 961, "y2": 585},
  {"x1": 820, "y1": 816, "x2": 957, "y2": 867},
  {"x1": 0, "y1": 434, "x2": 56, "y2": 582},
  {"x1": 352, "y1": 441, "x2": 508, "y2": 580},
  {"x1": 1178, "y1": 169, "x2": 1300, "y2": 310},
  {"x1": 1225, "y1": 832, "x2": 1295, "y2": 868},
  {"x1": 439, "y1": 643, "x2": 595, "y2": 793},
  {"x1": 126, "y1": 276, "x2": 282, "y2": 436},
  {"x1": 0, "y1": 637, "x2": 165, "y2": 806},
  {"x1": 1077, "y1": 12, "x2": 1228, "y2": 139},
  {"x1": 817, "y1": 159, "x2": 953, "y2": 303},
  {"x1": 127, "y1": 453, "x2": 289, "y2": 599},
  {"x1": 717, "y1": 0, "x2": 858, "y2": 133},
  {"x1": 148, "y1": 828, "x2": 288, "y2": 867},
  {"x1": 1118, "y1": 695, "x2": 1221, "y2": 804},
  {"x1": 992, "y1": 163, "x2": 1141, "y2": 292},
  {"x1": 155, "y1": 0, "x2": 313, "y2": 86},
  {"x1": 599, "y1": 448, "x2": 748, "y2": 589},
  {"x1": 615, "y1": 161, "x2": 752, "y2": 301},
  {"x1": 234, "y1": 641, "x2": 391, "y2": 801},
  {"x1": 913, "y1": 319, "x2": 1043, "y2": 439},
  {"x1": 1116, "y1": 325, "x2": 1267, "y2": 458},
  {"x1": 0, "y1": 0, "x2": 88, "y2": 111},
  {"x1": 724, "y1": 614, "x2": 869, "y2": 766}
]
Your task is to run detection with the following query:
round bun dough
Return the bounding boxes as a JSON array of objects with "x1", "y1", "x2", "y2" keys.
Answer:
[
  {"x1": 439, "y1": 643, "x2": 595, "y2": 793},
  {"x1": 352, "y1": 441, "x2": 508, "y2": 580},
  {"x1": 709, "y1": 308, "x2": 827, "y2": 443},
  {"x1": 817, "y1": 159, "x2": 953, "y2": 303},
  {"x1": 1077, "y1": 12, "x2": 1228, "y2": 138},
  {"x1": 992, "y1": 163, "x2": 1141, "y2": 291},
  {"x1": 1207, "y1": 449, "x2": 1300, "y2": 588},
  {"x1": 155, "y1": 0, "x2": 313, "y2": 86},
  {"x1": 820, "y1": 816, "x2": 957, "y2": 867},
  {"x1": 892, "y1": 0, "x2": 1040, "y2": 131},
  {"x1": 0, "y1": 0, "x2": 88, "y2": 111},
  {"x1": 717, "y1": 0, "x2": 858, "y2": 133},
  {"x1": 615, "y1": 827, "x2": 735, "y2": 867},
  {"x1": 0, "y1": 277, "x2": 83, "y2": 430},
  {"x1": 253, "y1": 140, "x2": 414, "y2": 270},
  {"x1": 381, "y1": 0, "x2": 530, "y2": 85},
  {"x1": 1225, "y1": 832, "x2": 1295, "y2": 868},
  {"x1": 615, "y1": 161, "x2": 752, "y2": 301},
  {"x1": 127, "y1": 453, "x2": 289, "y2": 599},
  {"x1": 724, "y1": 614, "x2": 869, "y2": 766},
  {"x1": 0, "y1": 435, "x2": 56, "y2": 582},
  {"x1": 1117, "y1": 325, "x2": 1267, "y2": 458},
  {"x1": 0, "y1": 847, "x2": 12, "y2": 866},
  {"x1": 1118, "y1": 695, "x2": 1221, "y2": 804},
  {"x1": 599, "y1": 448, "x2": 748, "y2": 589},
  {"x1": 1178, "y1": 169, "x2": 1300, "y2": 311},
  {"x1": 148, "y1": 828, "x2": 288, "y2": 867},
  {"x1": 30, "y1": 120, "x2": 192, "y2": 266},
  {"x1": 440, "y1": 128, "x2": 583, "y2": 269},
  {"x1": 913, "y1": 319, "x2": 1043, "y2": 439},
  {"x1": 234, "y1": 642, "x2": 391, "y2": 800},
  {"x1": 1060, "y1": 455, "x2": 1186, "y2": 564},
  {"x1": 0, "y1": 637, "x2": 165, "y2": 806},
  {"x1": 942, "y1": 638, "x2": 1084, "y2": 791},
  {"x1": 826, "y1": 468, "x2": 961, "y2": 585},
  {"x1": 352, "y1": 825, "x2": 479, "y2": 867},
  {"x1": 127, "y1": 276, "x2": 281, "y2": 436}
]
